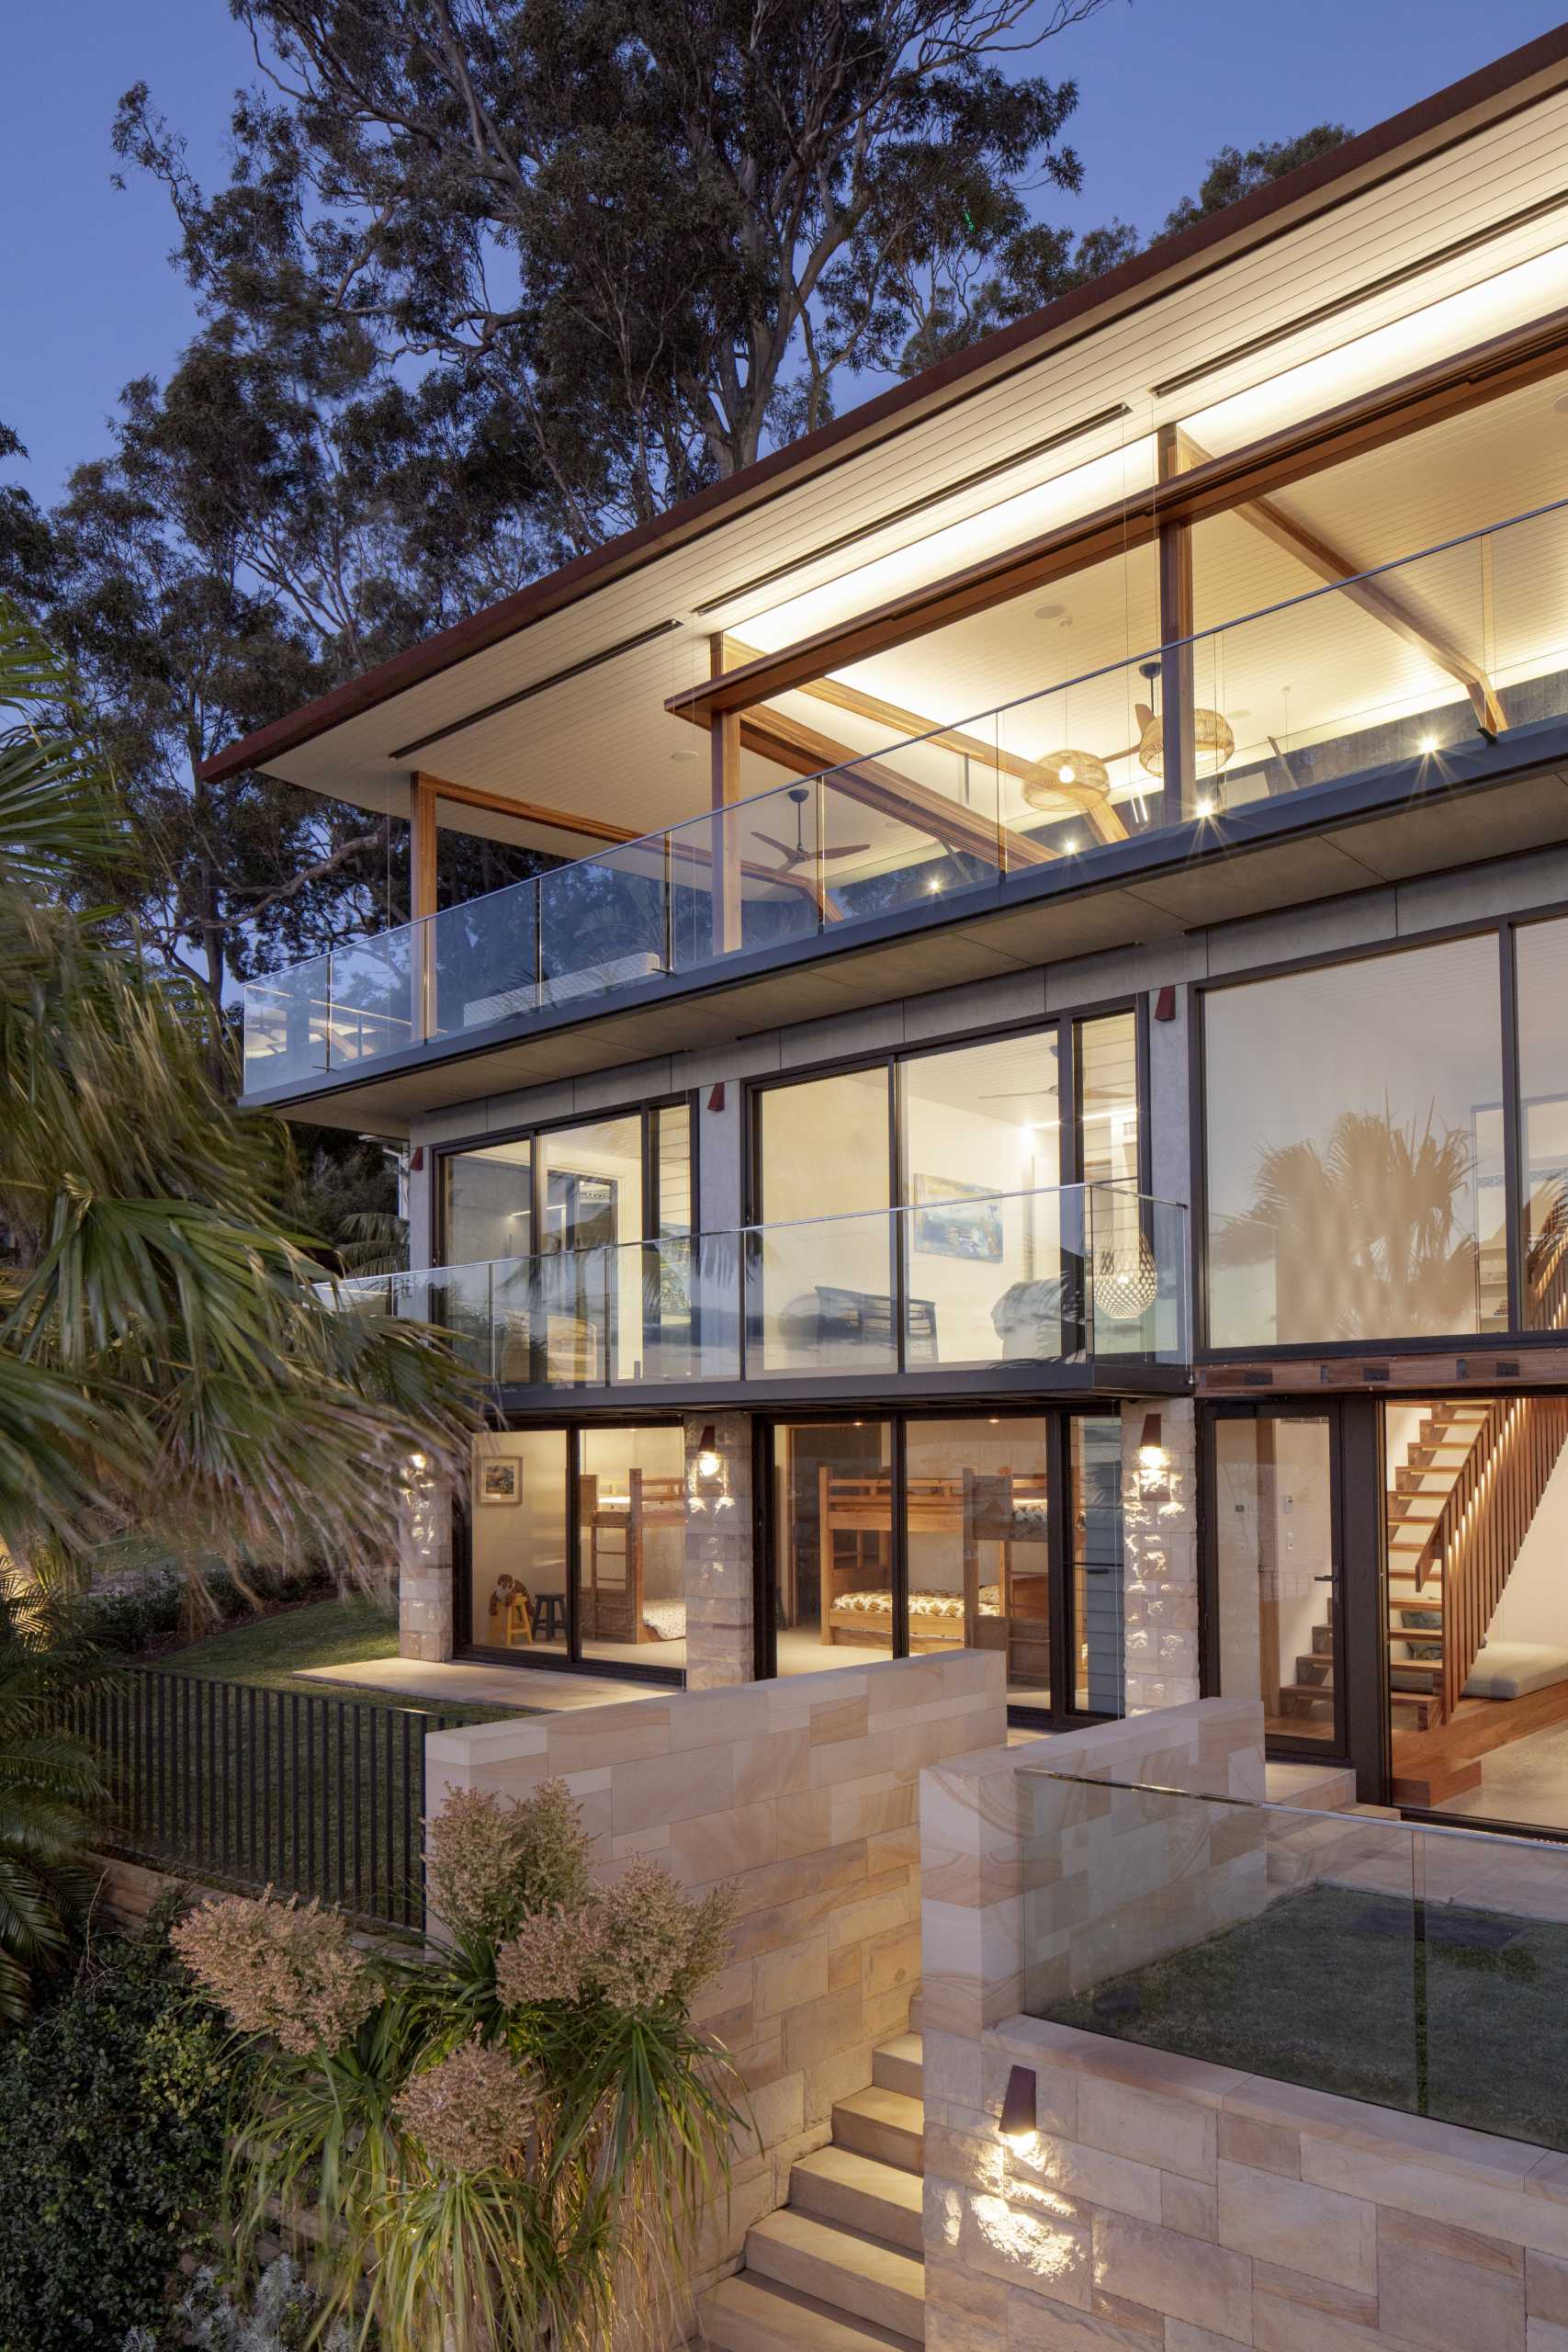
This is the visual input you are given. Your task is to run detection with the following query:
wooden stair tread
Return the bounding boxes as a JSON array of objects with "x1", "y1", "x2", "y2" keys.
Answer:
[{"x1": 700, "y1": 2273, "x2": 919, "y2": 2352}]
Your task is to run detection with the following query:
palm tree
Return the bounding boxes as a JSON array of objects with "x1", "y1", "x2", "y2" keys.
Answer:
[
  {"x1": 0, "y1": 595, "x2": 479, "y2": 2009},
  {"x1": 1213, "y1": 1105, "x2": 1482, "y2": 1341}
]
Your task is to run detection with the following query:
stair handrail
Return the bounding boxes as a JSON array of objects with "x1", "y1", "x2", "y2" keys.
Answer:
[{"x1": 1433, "y1": 1395, "x2": 1568, "y2": 1721}]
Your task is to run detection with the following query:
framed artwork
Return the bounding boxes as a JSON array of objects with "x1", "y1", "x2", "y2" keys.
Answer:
[
  {"x1": 911, "y1": 1173, "x2": 1004, "y2": 1262},
  {"x1": 479, "y1": 1457, "x2": 522, "y2": 1505}
]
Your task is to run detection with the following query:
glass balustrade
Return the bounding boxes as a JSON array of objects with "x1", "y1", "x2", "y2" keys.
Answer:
[
  {"x1": 242, "y1": 496, "x2": 1568, "y2": 1094},
  {"x1": 315, "y1": 1185, "x2": 1186, "y2": 1387},
  {"x1": 1019, "y1": 1768, "x2": 1568, "y2": 2153}
]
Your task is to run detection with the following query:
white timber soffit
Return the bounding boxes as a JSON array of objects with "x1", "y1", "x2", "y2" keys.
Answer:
[{"x1": 254, "y1": 76, "x2": 1568, "y2": 822}]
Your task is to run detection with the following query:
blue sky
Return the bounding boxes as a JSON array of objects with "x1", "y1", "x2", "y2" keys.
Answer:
[{"x1": 3, "y1": 0, "x2": 1565, "y2": 513}]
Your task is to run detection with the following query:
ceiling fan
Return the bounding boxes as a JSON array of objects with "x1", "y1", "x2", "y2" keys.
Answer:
[{"x1": 752, "y1": 785, "x2": 869, "y2": 872}]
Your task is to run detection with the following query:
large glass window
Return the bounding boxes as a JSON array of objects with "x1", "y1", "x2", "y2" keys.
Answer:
[
  {"x1": 1203, "y1": 937, "x2": 1506, "y2": 1347},
  {"x1": 468, "y1": 1430, "x2": 570, "y2": 1654},
  {"x1": 1213, "y1": 1413, "x2": 1338, "y2": 1745},
  {"x1": 444, "y1": 1138, "x2": 533, "y2": 1265},
  {"x1": 1517, "y1": 919, "x2": 1568, "y2": 1332},
  {"x1": 903, "y1": 1416, "x2": 1051, "y2": 1703},
  {"x1": 577, "y1": 1425, "x2": 686, "y2": 1668},
  {"x1": 772, "y1": 1419, "x2": 893, "y2": 1673},
  {"x1": 753, "y1": 1020, "x2": 1137, "y2": 1372},
  {"x1": 1070, "y1": 1415, "x2": 1125, "y2": 1713}
]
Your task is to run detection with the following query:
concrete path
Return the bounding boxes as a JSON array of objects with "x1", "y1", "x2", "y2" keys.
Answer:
[{"x1": 297, "y1": 1656, "x2": 648, "y2": 1712}]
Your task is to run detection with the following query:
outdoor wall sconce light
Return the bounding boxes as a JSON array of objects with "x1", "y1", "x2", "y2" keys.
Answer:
[
  {"x1": 1137, "y1": 1412, "x2": 1170, "y2": 1501},
  {"x1": 688, "y1": 1424, "x2": 734, "y2": 1513},
  {"x1": 999, "y1": 2064, "x2": 1038, "y2": 2151}
]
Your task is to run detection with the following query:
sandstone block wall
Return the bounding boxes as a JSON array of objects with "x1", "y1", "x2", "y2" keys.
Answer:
[
  {"x1": 928, "y1": 2013, "x2": 1568, "y2": 2352},
  {"x1": 427, "y1": 1646, "x2": 1007, "y2": 2290}
]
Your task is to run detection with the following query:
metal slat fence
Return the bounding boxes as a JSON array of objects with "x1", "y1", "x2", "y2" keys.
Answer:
[{"x1": 64, "y1": 1668, "x2": 465, "y2": 1934}]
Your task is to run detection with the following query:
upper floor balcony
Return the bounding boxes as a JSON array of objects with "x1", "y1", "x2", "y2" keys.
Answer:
[
  {"x1": 243, "y1": 493, "x2": 1568, "y2": 1106},
  {"x1": 325, "y1": 1181, "x2": 1189, "y2": 1405}
]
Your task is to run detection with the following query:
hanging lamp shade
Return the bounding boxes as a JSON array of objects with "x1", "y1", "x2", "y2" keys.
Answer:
[
  {"x1": 1021, "y1": 749, "x2": 1110, "y2": 810},
  {"x1": 1092, "y1": 1232, "x2": 1160, "y2": 1322},
  {"x1": 1135, "y1": 702, "x2": 1235, "y2": 780}
]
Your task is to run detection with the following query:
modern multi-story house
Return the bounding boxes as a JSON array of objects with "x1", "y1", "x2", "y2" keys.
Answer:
[{"x1": 213, "y1": 26, "x2": 1568, "y2": 1841}]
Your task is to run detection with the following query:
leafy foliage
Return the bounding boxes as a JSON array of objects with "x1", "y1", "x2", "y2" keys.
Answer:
[
  {"x1": 0, "y1": 595, "x2": 479, "y2": 1604},
  {"x1": 0, "y1": 1905, "x2": 247, "y2": 2350},
  {"x1": 181, "y1": 1781, "x2": 745, "y2": 2352},
  {"x1": 0, "y1": 1567, "x2": 106, "y2": 2022}
]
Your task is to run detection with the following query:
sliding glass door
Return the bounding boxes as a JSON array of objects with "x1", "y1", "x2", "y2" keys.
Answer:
[{"x1": 764, "y1": 1408, "x2": 1124, "y2": 1720}]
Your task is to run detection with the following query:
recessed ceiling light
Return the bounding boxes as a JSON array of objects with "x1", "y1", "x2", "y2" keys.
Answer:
[
  {"x1": 1553, "y1": 392, "x2": 1568, "y2": 413},
  {"x1": 1033, "y1": 602, "x2": 1066, "y2": 620}
]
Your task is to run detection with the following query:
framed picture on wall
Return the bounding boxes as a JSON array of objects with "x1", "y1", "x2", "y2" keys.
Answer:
[
  {"x1": 478, "y1": 1458, "x2": 521, "y2": 1505},
  {"x1": 911, "y1": 1173, "x2": 1004, "y2": 1262}
]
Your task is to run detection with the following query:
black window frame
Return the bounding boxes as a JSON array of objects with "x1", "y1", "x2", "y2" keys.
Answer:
[
  {"x1": 432, "y1": 1089, "x2": 700, "y2": 1270},
  {"x1": 1190, "y1": 910, "x2": 1568, "y2": 1363},
  {"x1": 454, "y1": 1415, "x2": 689, "y2": 1688},
  {"x1": 755, "y1": 1400, "x2": 1129, "y2": 1730}
]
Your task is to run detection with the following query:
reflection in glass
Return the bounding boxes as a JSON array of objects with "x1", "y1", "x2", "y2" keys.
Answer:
[
  {"x1": 1213, "y1": 1416, "x2": 1337, "y2": 1743},
  {"x1": 577, "y1": 1425, "x2": 686, "y2": 1668},
  {"x1": 903, "y1": 1417, "x2": 1051, "y2": 1702},
  {"x1": 1204, "y1": 938, "x2": 1506, "y2": 1346},
  {"x1": 469, "y1": 1430, "x2": 570, "y2": 1653},
  {"x1": 444, "y1": 1139, "x2": 533, "y2": 1266},
  {"x1": 1071, "y1": 1417, "x2": 1124, "y2": 1714},
  {"x1": 773, "y1": 1421, "x2": 892, "y2": 1672},
  {"x1": 1516, "y1": 918, "x2": 1568, "y2": 1331}
]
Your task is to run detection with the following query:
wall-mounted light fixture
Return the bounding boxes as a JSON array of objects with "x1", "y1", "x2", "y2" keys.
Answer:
[
  {"x1": 1137, "y1": 1411, "x2": 1170, "y2": 1502},
  {"x1": 999, "y1": 2064, "x2": 1038, "y2": 2151},
  {"x1": 688, "y1": 1423, "x2": 734, "y2": 1514}
]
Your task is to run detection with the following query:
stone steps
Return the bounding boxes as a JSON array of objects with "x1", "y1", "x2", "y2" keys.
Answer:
[
  {"x1": 745, "y1": 2209, "x2": 926, "y2": 2339},
  {"x1": 698, "y1": 2030, "x2": 926, "y2": 2352},
  {"x1": 699, "y1": 2275, "x2": 919, "y2": 2351},
  {"x1": 789, "y1": 2146, "x2": 924, "y2": 2256}
]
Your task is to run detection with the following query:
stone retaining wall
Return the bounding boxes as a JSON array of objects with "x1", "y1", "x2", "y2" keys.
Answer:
[
  {"x1": 929, "y1": 2013, "x2": 1568, "y2": 2351},
  {"x1": 426, "y1": 1645, "x2": 1007, "y2": 2291}
]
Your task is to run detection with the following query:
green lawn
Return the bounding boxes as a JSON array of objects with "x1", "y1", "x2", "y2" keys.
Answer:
[
  {"x1": 161, "y1": 1595, "x2": 521, "y2": 1724},
  {"x1": 80, "y1": 1598, "x2": 535, "y2": 1929},
  {"x1": 1043, "y1": 1880, "x2": 1568, "y2": 2154}
]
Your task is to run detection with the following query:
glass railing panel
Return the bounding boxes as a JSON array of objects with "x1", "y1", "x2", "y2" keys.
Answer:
[
  {"x1": 1021, "y1": 1778, "x2": 1427, "y2": 2127},
  {"x1": 818, "y1": 761, "x2": 998, "y2": 925},
  {"x1": 901, "y1": 1182, "x2": 1082, "y2": 1368},
  {"x1": 1415, "y1": 1818, "x2": 1568, "y2": 2149},
  {"x1": 668, "y1": 778, "x2": 827, "y2": 972},
  {"x1": 395, "y1": 1263, "x2": 492, "y2": 1376},
  {"x1": 243, "y1": 956, "x2": 333, "y2": 1091},
  {"x1": 1087, "y1": 1185, "x2": 1188, "y2": 1362},
  {"x1": 429, "y1": 877, "x2": 537, "y2": 1038},
  {"x1": 639, "y1": 1233, "x2": 743, "y2": 1382},
  {"x1": 995, "y1": 651, "x2": 1160, "y2": 859},
  {"x1": 539, "y1": 835, "x2": 668, "y2": 1007},
  {"x1": 324, "y1": 928, "x2": 416, "y2": 1066},
  {"x1": 1190, "y1": 529, "x2": 1489, "y2": 820},
  {"x1": 1487, "y1": 498, "x2": 1568, "y2": 734},
  {"x1": 745, "y1": 1207, "x2": 901, "y2": 1375}
]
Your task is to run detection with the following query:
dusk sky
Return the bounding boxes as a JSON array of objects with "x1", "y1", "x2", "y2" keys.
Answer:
[{"x1": 4, "y1": 0, "x2": 1565, "y2": 513}]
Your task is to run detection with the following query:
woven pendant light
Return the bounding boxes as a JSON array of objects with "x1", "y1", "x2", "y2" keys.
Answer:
[
  {"x1": 1134, "y1": 702, "x2": 1235, "y2": 780},
  {"x1": 1021, "y1": 749, "x2": 1110, "y2": 810}
]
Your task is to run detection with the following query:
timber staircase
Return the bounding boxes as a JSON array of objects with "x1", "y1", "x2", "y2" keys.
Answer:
[
  {"x1": 700, "y1": 2030, "x2": 925, "y2": 2350},
  {"x1": 1387, "y1": 1396, "x2": 1568, "y2": 1731}
]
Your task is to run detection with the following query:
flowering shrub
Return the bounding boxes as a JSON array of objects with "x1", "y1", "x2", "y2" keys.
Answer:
[
  {"x1": 395, "y1": 2039, "x2": 537, "y2": 2173},
  {"x1": 423, "y1": 1777, "x2": 590, "y2": 1943},
  {"x1": 171, "y1": 1892, "x2": 382, "y2": 2056},
  {"x1": 177, "y1": 1781, "x2": 742, "y2": 2352},
  {"x1": 493, "y1": 1859, "x2": 738, "y2": 2018}
]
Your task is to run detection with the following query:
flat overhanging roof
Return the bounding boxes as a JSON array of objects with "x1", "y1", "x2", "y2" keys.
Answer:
[{"x1": 203, "y1": 26, "x2": 1568, "y2": 860}]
